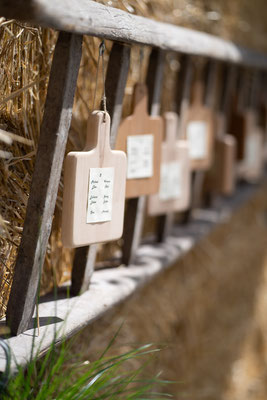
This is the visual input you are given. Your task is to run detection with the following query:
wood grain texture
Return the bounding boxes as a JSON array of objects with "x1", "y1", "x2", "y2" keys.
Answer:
[
  {"x1": 1, "y1": 0, "x2": 267, "y2": 69},
  {"x1": 115, "y1": 83, "x2": 163, "y2": 198},
  {"x1": 71, "y1": 42, "x2": 131, "y2": 295},
  {"x1": 62, "y1": 111, "x2": 127, "y2": 247},
  {"x1": 148, "y1": 112, "x2": 190, "y2": 216},
  {"x1": 6, "y1": 32, "x2": 83, "y2": 335}
]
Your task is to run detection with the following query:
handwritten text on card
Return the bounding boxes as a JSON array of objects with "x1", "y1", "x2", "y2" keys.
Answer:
[
  {"x1": 87, "y1": 167, "x2": 114, "y2": 223},
  {"x1": 159, "y1": 161, "x2": 182, "y2": 201},
  {"x1": 186, "y1": 121, "x2": 207, "y2": 159},
  {"x1": 127, "y1": 134, "x2": 154, "y2": 179}
]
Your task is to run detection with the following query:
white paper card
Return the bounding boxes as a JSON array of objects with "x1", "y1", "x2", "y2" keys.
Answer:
[
  {"x1": 159, "y1": 161, "x2": 182, "y2": 201},
  {"x1": 127, "y1": 134, "x2": 154, "y2": 179},
  {"x1": 245, "y1": 134, "x2": 261, "y2": 168},
  {"x1": 86, "y1": 167, "x2": 114, "y2": 223},
  {"x1": 186, "y1": 121, "x2": 207, "y2": 159}
]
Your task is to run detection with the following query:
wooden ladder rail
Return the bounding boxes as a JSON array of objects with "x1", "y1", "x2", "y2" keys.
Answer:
[
  {"x1": 71, "y1": 42, "x2": 131, "y2": 295},
  {"x1": 121, "y1": 48, "x2": 165, "y2": 265},
  {"x1": 6, "y1": 32, "x2": 83, "y2": 335}
]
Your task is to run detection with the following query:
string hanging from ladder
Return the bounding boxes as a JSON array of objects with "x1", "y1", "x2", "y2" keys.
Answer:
[{"x1": 92, "y1": 40, "x2": 107, "y2": 121}]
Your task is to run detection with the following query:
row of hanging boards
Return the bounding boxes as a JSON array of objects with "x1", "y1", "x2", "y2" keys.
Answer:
[{"x1": 61, "y1": 66, "x2": 266, "y2": 248}]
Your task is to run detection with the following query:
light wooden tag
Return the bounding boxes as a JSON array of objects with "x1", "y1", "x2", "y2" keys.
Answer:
[
  {"x1": 62, "y1": 111, "x2": 127, "y2": 248},
  {"x1": 115, "y1": 83, "x2": 163, "y2": 198},
  {"x1": 229, "y1": 72, "x2": 264, "y2": 182},
  {"x1": 239, "y1": 110, "x2": 264, "y2": 182},
  {"x1": 182, "y1": 80, "x2": 214, "y2": 170},
  {"x1": 148, "y1": 112, "x2": 190, "y2": 216}
]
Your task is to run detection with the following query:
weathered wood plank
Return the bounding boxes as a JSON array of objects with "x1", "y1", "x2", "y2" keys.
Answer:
[
  {"x1": 205, "y1": 60, "x2": 219, "y2": 108},
  {"x1": 1, "y1": 0, "x2": 267, "y2": 69},
  {"x1": 146, "y1": 49, "x2": 165, "y2": 117},
  {"x1": 156, "y1": 213, "x2": 174, "y2": 243},
  {"x1": 177, "y1": 55, "x2": 194, "y2": 138},
  {"x1": 122, "y1": 48, "x2": 165, "y2": 264},
  {"x1": 71, "y1": 43, "x2": 131, "y2": 295},
  {"x1": 6, "y1": 32, "x2": 83, "y2": 335},
  {"x1": 106, "y1": 43, "x2": 131, "y2": 150},
  {"x1": 71, "y1": 244, "x2": 97, "y2": 296},
  {"x1": 121, "y1": 196, "x2": 146, "y2": 265},
  {"x1": 220, "y1": 65, "x2": 237, "y2": 115}
]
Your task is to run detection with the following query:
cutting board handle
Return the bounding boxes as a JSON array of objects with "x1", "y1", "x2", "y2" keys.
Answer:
[
  {"x1": 84, "y1": 111, "x2": 111, "y2": 152},
  {"x1": 132, "y1": 83, "x2": 149, "y2": 116},
  {"x1": 164, "y1": 112, "x2": 178, "y2": 143}
]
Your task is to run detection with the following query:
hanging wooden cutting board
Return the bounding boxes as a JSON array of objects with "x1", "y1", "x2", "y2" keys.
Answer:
[
  {"x1": 147, "y1": 112, "x2": 190, "y2": 216},
  {"x1": 62, "y1": 111, "x2": 127, "y2": 248},
  {"x1": 229, "y1": 71, "x2": 264, "y2": 183},
  {"x1": 115, "y1": 83, "x2": 163, "y2": 198},
  {"x1": 240, "y1": 110, "x2": 264, "y2": 182},
  {"x1": 182, "y1": 80, "x2": 215, "y2": 171}
]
